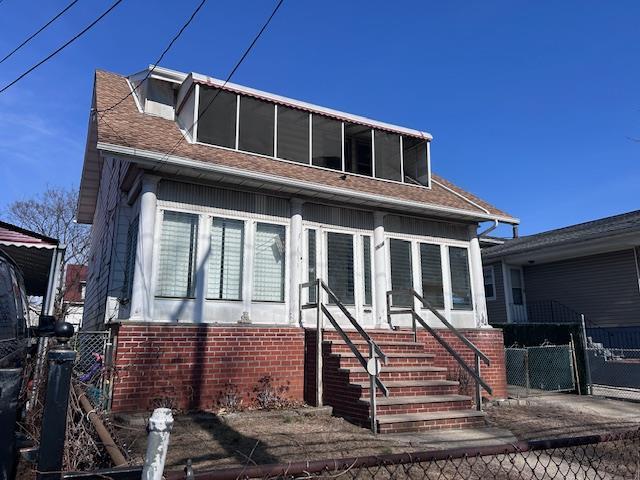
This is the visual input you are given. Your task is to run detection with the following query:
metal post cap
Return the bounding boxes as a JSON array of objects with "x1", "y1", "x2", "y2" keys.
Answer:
[{"x1": 54, "y1": 321, "x2": 75, "y2": 341}]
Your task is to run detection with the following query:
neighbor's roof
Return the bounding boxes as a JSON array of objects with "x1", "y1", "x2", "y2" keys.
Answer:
[
  {"x1": 79, "y1": 69, "x2": 518, "y2": 225},
  {"x1": 483, "y1": 209, "x2": 640, "y2": 260},
  {"x1": 0, "y1": 221, "x2": 58, "y2": 249}
]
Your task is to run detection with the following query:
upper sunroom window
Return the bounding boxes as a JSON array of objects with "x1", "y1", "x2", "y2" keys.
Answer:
[{"x1": 194, "y1": 85, "x2": 430, "y2": 187}]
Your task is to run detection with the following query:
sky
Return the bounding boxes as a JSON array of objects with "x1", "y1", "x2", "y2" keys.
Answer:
[{"x1": 0, "y1": 0, "x2": 638, "y2": 236}]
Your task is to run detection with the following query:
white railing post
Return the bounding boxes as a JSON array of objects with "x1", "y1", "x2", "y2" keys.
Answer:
[
  {"x1": 315, "y1": 279, "x2": 323, "y2": 407},
  {"x1": 141, "y1": 408, "x2": 174, "y2": 480}
]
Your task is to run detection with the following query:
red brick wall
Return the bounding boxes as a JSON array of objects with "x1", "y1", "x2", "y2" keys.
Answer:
[
  {"x1": 110, "y1": 323, "x2": 305, "y2": 412},
  {"x1": 416, "y1": 328, "x2": 507, "y2": 400}
]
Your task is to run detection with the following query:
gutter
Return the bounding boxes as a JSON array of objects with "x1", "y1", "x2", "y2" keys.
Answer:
[{"x1": 96, "y1": 142, "x2": 520, "y2": 225}]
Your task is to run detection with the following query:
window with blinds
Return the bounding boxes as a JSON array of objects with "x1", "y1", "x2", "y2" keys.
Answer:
[
  {"x1": 420, "y1": 243, "x2": 444, "y2": 309},
  {"x1": 157, "y1": 211, "x2": 198, "y2": 298},
  {"x1": 327, "y1": 232, "x2": 354, "y2": 304},
  {"x1": 449, "y1": 246, "x2": 472, "y2": 310},
  {"x1": 389, "y1": 239, "x2": 413, "y2": 307},
  {"x1": 208, "y1": 218, "x2": 244, "y2": 300},
  {"x1": 253, "y1": 223, "x2": 286, "y2": 302},
  {"x1": 308, "y1": 229, "x2": 316, "y2": 303},
  {"x1": 362, "y1": 236, "x2": 372, "y2": 306}
]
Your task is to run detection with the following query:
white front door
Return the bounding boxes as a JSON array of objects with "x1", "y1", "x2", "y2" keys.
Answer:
[{"x1": 299, "y1": 226, "x2": 375, "y2": 329}]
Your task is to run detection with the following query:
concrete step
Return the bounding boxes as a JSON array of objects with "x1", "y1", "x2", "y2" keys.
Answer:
[
  {"x1": 362, "y1": 394, "x2": 471, "y2": 406},
  {"x1": 332, "y1": 352, "x2": 435, "y2": 368},
  {"x1": 342, "y1": 366, "x2": 448, "y2": 382},
  {"x1": 324, "y1": 340, "x2": 424, "y2": 355},
  {"x1": 355, "y1": 379, "x2": 460, "y2": 397},
  {"x1": 377, "y1": 410, "x2": 486, "y2": 434},
  {"x1": 362, "y1": 394, "x2": 473, "y2": 415}
]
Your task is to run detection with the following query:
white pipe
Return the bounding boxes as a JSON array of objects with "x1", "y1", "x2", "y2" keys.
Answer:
[
  {"x1": 141, "y1": 408, "x2": 174, "y2": 480},
  {"x1": 477, "y1": 219, "x2": 499, "y2": 238}
]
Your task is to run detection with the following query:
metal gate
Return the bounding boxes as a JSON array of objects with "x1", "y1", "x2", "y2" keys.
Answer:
[{"x1": 505, "y1": 344, "x2": 576, "y2": 398}]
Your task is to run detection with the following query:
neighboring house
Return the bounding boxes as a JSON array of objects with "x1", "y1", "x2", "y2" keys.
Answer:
[
  {"x1": 77, "y1": 66, "x2": 518, "y2": 431},
  {"x1": 62, "y1": 264, "x2": 87, "y2": 328},
  {"x1": 482, "y1": 210, "x2": 640, "y2": 347}
]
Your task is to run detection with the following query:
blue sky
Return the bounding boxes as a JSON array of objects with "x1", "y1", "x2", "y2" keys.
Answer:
[{"x1": 0, "y1": 0, "x2": 638, "y2": 235}]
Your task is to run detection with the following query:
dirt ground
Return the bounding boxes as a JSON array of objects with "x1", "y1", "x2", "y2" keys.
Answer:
[{"x1": 113, "y1": 395, "x2": 640, "y2": 473}]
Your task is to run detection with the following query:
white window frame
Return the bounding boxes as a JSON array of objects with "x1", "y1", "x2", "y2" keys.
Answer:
[
  {"x1": 152, "y1": 202, "x2": 289, "y2": 308},
  {"x1": 384, "y1": 231, "x2": 472, "y2": 315},
  {"x1": 483, "y1": 266, "x2": 496, "y2": 301}
]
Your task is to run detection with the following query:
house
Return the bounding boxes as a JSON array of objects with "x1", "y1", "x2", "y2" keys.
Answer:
[
  {"x1": 62, "y1": 264, "x2": 88, "y2": 328},
  {"x1": 0, "y1": 220, "x2": 64, "y2": 323},
  {"x1": 77, "y1": 65, "x2": 518, "y2": 432},
  {"x1": 482, "y1": 210, "x2": 640, "y2": 348}
]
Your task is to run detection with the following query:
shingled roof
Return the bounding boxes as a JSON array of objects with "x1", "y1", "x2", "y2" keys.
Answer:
[
  {"x1": 79, "y1": 69, "x2": 518, "y2": 225},
  {"x1": 483, "y1": 209, "x2": 640, "y2": 260}
]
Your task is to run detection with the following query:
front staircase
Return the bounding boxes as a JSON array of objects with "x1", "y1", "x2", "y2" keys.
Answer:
[{"x1": 321, "y1": 330, "x2": 486, "y2": 434}]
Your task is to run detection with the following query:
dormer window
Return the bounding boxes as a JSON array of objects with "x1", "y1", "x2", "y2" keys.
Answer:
[{"x1": 190, "y1": 84, "x2": 431, "y2": 188}]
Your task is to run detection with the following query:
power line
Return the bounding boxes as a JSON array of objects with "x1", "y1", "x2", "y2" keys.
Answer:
[
  {"x1": 97, "y1": 0, "x2": 208, "y2": 115},
  {"x1": 0, "y1": 0, "x2": 124, "y2": 95},
  {"x1": 158, "y1": 0, "x2": 284, "y2": 164},
  {"x1": 0, "y1": 0, "x2": 81, "y2": 66}
]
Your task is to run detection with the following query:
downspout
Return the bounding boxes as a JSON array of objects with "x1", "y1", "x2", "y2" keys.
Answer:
[{"x1": 477, "y1": 219, "x2": 498, "y2": 238}]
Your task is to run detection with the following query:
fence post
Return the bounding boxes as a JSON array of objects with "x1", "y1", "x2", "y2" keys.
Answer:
[
  {"x1": 315, "y1": 279, "x2": 323, "y2": 407},
  {"x1": 580, "y1": 314, "x2": 593, "y2": 395},
  {"x1": 524, "y1": 349, "x2": 530, "y2": 398},
  {"x1": 368, "y1": 342, "x2": 378, "y2": 434},
  {"x1": 37, "y1": 322, "x2": 76, "y2": 480},
  {"x1": 141, "y1": 408, "x2": 174, "y2": 480}
]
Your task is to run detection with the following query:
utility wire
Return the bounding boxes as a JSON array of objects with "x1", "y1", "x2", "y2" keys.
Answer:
[
  {"x1": 158, "y1": 0, "x2": 284, "y2": 164},
  {"x1": 0, "y1": 0, "x2": 124, "y2": 95},
  {"x1": 0, "y1": 0, "x2": 81, "y2": 66},
  {"x1": 97, "y1": 0, "x2": 208, "y2": 115}
]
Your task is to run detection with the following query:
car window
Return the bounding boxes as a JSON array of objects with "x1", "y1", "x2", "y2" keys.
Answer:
[{"x1": 0, "y1": 257, "x2": 18, "y2": 341}]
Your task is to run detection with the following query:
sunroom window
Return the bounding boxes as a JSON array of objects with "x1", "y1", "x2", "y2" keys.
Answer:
[
  {"x1": 327, "y1": 232, "x2": 354, "y2": 304},
  {"x1": 403, "y1": 137, "x2": 429, "y2": 186},
  {"x1": 157, "y1": 211, "x2": 198, "y2": 298},
  {"x1": 362, "y1": 236, "x2": 372, "y2": 306},
  {"x1": 197, "y1": 87, "x2": 237, "y2": 149},
  {"x1": 449, "y1": 246, "x2": 472, "y2": 310},
  {"x1": 344, "y1": 124, "x2": 372, "y2": 176},
  {"x1": 277, "y1": 106, "x2": 309, "y2": 164},
  {"x1": 420, "y1": 243, "x2": 444, "y2": 309},
  {"x1": 312, "y1": 115, "x2": 342, "y2": 170},
  {"x1": 389, "y1": 238, "x2": 413, "y2": 307},
  {"x1": 375, "y1": 131, "x2": 402, "y2": 181},
  {"x1": 238, "y1": 96, "x2": 274, "y2": 156},
  {"x1": 253, "y1": 223, "x2": 286, "y2": 302},
  {"x1": 208, "y1": 218, "x2": 244, "y2": 300}
]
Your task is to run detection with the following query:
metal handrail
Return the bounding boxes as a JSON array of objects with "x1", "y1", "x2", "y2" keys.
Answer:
[
  {"x1": 300, "y1": 279, "x2": 389, "y2": 433},
  {"x1": 386, "y1": 288, "x2": 493, "y2": 409}
]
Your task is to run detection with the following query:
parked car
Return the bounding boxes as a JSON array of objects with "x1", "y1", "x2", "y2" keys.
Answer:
[{"x1": 0, "y1": 249, "x2": 30, "y2": 368}]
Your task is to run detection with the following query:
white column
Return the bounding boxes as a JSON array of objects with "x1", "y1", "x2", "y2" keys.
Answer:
[
  {"x1": 288, "y1": 198, "x2": 304, "y2": 324},
  {"x1": 130, "y1": 175, "x2": 160, "y2": 322},
  {"x1": 468, "y1": 225, "x2": 489, "y2": 328},
  {"x1": 373, "y1": 211, "x2": 388, "y2": 328}
]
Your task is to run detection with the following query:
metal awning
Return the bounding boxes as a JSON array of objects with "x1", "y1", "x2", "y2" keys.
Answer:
[{"x1": 0, "y1": 221, "x2": 65, "y2": 315}]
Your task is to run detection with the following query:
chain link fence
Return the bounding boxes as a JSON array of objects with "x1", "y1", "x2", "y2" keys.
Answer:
[
  {"x1": 506, "y1": 344, "x2": 576, "y2": 398},
  {"x1": 587, "y1": 347, "x2": 640, "y2": 402},
  {"x1": 159, "y1": 428, "x2": 640, "y2": 480},
  {"x1": 71, "y1": 330, "x2": 112, "y2": 408}
]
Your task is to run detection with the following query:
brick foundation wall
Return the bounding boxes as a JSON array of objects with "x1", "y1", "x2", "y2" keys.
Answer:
[
  {"x1": 416, "y1": 328, "x2": 507, "y2": 400},
  {"x1": 110, "y1": 323, "x2": 305, "y2": 412}
]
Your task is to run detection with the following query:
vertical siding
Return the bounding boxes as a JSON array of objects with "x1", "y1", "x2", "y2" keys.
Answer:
[
  {"x1": 82, "y1": 157, "x2": 130, "y2": 330},
  {"x1": 384, "y1": 214, "x2": 470, "y2": 241},
  {"x1": 157, "y1": 180, "x2": 289, "y2": 218},
  {"x1": 485, "y1": 261, "x2": 508, "y2": 325},
  {"x1": 303, "y1": 203, "x2": 373, "y2": 230},
  {"x1": 523, "y1": 249, "x2": 640, "y2": 327}
]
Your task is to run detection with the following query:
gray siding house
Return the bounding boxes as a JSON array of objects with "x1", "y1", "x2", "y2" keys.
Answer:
[{"x1": 482, "y1": 210, "x2": 640, "y2": 347}]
